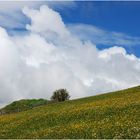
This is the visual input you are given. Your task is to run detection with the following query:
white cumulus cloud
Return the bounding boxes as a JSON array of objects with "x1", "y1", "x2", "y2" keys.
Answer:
[{"x1": 0, "y1": 5, "x2": 140, "y2": 107}]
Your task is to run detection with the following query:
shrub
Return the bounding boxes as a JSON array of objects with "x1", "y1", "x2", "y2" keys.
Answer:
[{"x1": 51, "y1": 89, "x2": 70, "y2": 102}]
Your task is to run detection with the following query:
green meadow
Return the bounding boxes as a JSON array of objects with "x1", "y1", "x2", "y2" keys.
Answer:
[{"x1": 0, "y1": 86, "x2": 140, "y2": 139}]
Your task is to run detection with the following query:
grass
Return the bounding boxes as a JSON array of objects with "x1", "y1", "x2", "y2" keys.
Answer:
[
  {"x1": 0, "y1": 98, "x2": 48, "y2": 114},
  {"x1": 0, "y1": 86, "x2": 140, "y2": 139}
]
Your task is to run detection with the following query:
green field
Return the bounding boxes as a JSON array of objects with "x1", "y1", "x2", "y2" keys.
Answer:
[
  {"x1": 0, "y1": 86, "x2": 140, "y2": 139},
  {"x1": 0, "y1": 98, "x2": 48, "y2": 114}
]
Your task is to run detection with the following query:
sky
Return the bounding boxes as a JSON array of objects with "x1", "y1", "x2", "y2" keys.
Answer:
[{"x1": 0, "y1": 1, "x2": 140, "y2": 107}]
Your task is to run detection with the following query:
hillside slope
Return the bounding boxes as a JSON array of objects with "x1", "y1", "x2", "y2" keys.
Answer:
[
  {"x1": 0, "y1": 99, "x2": 48, "y2": 115},
  {"x1": 0, "y1": 86, "x2": 140, "y2": 139}
]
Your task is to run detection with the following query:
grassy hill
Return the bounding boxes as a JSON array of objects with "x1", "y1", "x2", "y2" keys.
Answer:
[
  {"x1": 0, "y1": 99, "x2": 48, "y2": 114},
  {"x1": 0, "y1": 86, "x2": 140, "y2": 139}
]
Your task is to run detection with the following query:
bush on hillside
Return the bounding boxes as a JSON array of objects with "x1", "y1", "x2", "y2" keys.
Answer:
[{"x1": 51, "y1": 89, "x2": 70, "y2": 102}]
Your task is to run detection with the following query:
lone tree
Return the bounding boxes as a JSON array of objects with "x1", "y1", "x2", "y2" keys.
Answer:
[{"x1": 51, "y1": 89, "x2": 70, "y2": 102}]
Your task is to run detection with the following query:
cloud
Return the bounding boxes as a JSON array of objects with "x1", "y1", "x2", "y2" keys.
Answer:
[
  {"x1": 68, "y1": 23, "x2": 140, "y2": 47},
  {"x1": 0, "y1": 5, "x2": 140, "y2": 107},
  {"x1": 0, "y1": 27, "x2": 23, "y2": 105},
  {"x1": 0, "y1": 2, "x2": 43, "y2": 29},
  {"x1": 0, "y1": 1, "x2": 75, "y2": 30},
  {"x1": 23, "y1": 5, "x2": 70, "y2": 37}
]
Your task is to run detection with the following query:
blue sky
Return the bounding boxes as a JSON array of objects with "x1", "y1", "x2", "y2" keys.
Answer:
[
  {"x1": 56, "y1": 1, "x2": 140, "y2": 57},
  {"x1": 58, "y1": 2, "x2": 140, "y2": 36},
  {"x1": 0, "y1": 1, "x2": 140, "y2": 57}
]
